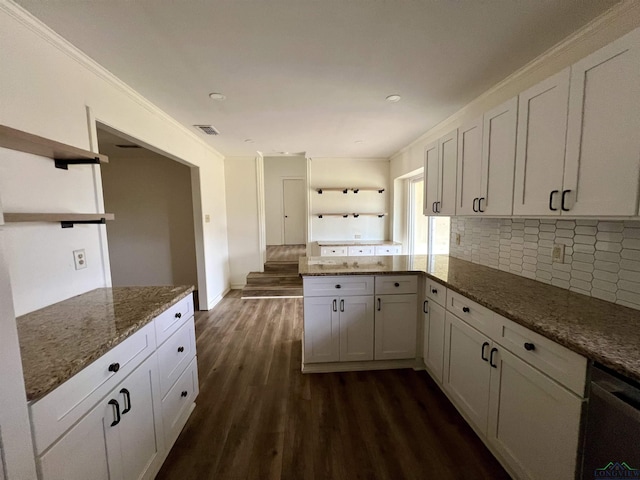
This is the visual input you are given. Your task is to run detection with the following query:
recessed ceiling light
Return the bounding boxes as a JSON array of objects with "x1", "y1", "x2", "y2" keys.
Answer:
[
  {"x1": 355, "y1": 140, "x2": 364, "y2": 144},
  {"x1": 385, "y1": 94, "x2": 401, "y2": 103},
  {"x1": 244, "y1": 139, "x2": 254, "y2": 143},
  {"x1": 209, "y1": 92, "x2": 226, "y2": 101}
]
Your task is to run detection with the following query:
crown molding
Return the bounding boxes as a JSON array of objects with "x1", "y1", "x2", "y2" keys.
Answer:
[
  {"x1": 391, "y1": 0, "x2": 640, "y2": 160},
  {"x1": 0, "y1": 0, "x2": 225, "y2": 161}
]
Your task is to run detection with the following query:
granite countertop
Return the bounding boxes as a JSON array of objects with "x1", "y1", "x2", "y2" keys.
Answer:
[
  {"x1": 317, "y1": 241, "x2": 401, "y2": 246},
  {"x1": 17, "y1": 285, "x2": 194, "y2": 402},
  {"x1": 299, "y1": 254, "x2": 640, "y2": 383}
]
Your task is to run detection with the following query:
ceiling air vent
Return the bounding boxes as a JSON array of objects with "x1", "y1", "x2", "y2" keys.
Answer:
[{"x1": 194, "y1": 125, "x2": 220, "y2": 136}]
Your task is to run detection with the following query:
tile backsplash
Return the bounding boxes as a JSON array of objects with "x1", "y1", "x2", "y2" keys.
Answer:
[{"x1": 450, "y1": 217, "x2": 640, "y2": 311}]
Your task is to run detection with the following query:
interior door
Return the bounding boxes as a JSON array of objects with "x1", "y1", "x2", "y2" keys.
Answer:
[{"x1": 283, "y1": 178, "x2": 305, "y2": 245}]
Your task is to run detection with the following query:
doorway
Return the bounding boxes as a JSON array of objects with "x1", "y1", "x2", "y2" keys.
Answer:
[{"x1": 283, "y1": 178, "x2": 305, "y2": 245}]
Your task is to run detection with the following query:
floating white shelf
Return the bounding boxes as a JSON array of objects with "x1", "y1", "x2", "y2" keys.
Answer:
[
  {"x1": 315, "y1": 213, "x2": 387, "y2": 219},
  {"x1": 4, "y1": 213, "x2": 115, "y2": 229},
  {"x1": 315, "y1": 187, "x2": 385, "y2": 194}
]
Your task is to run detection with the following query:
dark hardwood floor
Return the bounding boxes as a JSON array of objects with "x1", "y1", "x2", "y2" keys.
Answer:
[{"x1": 156, "y1": 290, "x2": 511, "y2": 480}]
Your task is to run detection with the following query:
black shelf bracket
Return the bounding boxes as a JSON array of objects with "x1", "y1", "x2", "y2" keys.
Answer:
[
  {"x1": 342, "y1": 189, "x2": 348, "y2": 194},
  {"x1": 318, "y1": 214, "x2": 323, "y2": 218},
  {"x1": 54, "y1": 158, "x2": 101, "y2": 170},
  {"x1": 317, "y1": 189, "x2": 323, "y2": 194},
  {"x1": 353, "y1": 214, "x2": 360, "y2": 218},
  {"x1": 61, "y1": 218, "x2": 107, "y2": 229},
  {"x1": 377, "y1": 214, "x2": 384, "y2": 218},
  {"x1": 353, "y1": 188, "x2": 359, "y2": 194},
  {"x1": 342, "y1": 214, "x2": 348, "y2": 218},
  {"x1": 378, "y1": 189, "x2": 385, "y2": 193}
]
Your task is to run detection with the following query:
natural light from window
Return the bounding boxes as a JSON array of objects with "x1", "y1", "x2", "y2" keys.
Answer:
[{"x1": 408, "y1": 176, "x2": 450, "y2": 256}]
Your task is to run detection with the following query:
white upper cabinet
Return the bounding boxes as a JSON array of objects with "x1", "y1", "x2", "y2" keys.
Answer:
[
  {"x1": 513, "y1": 68, "x2": 570, "y2": 216},
  {"x1": 480, "y1": 97, "x2": 518, "y2": 216},
  {"x1": 456, "y1": 97, "x2": 518, "y2": 217},
  {"x1": 563, "y1": 28, "x2": 640, "y2": 216},
  {"x1": 424, "y1": 141, "x2": 439, "y2": 216},
  {"x1": 456, "y1": 118, "x2": 483, "y2": 215},
  {"x1": 424, "y1": 130, "x2": 458, "y2": 216}
]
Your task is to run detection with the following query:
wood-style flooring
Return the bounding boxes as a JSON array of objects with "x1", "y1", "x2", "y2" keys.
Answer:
[{"x1": 156, "y1": 291, "x2": 511, "y2": 480}]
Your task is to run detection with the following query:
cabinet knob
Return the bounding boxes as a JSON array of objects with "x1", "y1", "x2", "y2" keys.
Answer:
[
  {"x1": 394, "y1": 282, "x2": 400, "y2": 287},
  {"x1": 181, "y1": 391, "x2": 188, "y2": 398},
  {"x1": 175, "y1": 312, "x2": 182, "y2": 319},
  {"x1": 462, "y1": 306, "x2": 470, "y2": 313},
  {"x1": 335, "y1": 284, "x2": 342, "y2": 289},
  {"x1": 178, "y1": 346, "x2": 185, "y2": 353},
  {"x1": 431, "y1": 288, "x2": 438, "y2": 294},
  {"x1": 524, "y1": 342, "x2": 535, "y2": 351},
  {"x1": 108, "y1": 362, "x2": 120, "y2": 373}
]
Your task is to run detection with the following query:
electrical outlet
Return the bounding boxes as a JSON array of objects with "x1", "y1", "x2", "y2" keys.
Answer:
[
  {"x1": 552, "y1": 244, "x2": 565, "y2": 263},
  {"x1": 456, "y1": 233, "x2": 461, "y2": 246},
  {"x1": 204, "y1": 214, "x2": 211, "y2": 223},
  {"x1": 354, "y1": 234, "x2": 361, "y2": 239},
  {"x1": 73, "y1": 249, "x2": 87, "y2": 270}
]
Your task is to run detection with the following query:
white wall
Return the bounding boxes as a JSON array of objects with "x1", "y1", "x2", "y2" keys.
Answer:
[
  {"x1": 264, "y1": 156, "x2": 306, "y2": 245},
  {"x1": 0, "y1": 1, "x2": 230, "y2": 312},
  {"x1": 101, "y1": 153, "x2": 198, "y2": 288},
  {"x1": 224, "y1": 156, "x2": 262, "y2": 288},
  {"x1": 310, "y1": 158, "x2": 389, "y2": 241}
]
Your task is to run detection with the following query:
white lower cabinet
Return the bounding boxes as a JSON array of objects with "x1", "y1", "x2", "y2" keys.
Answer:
[
  {"x1": 39, "y1": 354, "x2": 163, "y2": 480},
  {"x1": 375, "y1": 294, "x2": 417, "y2": 360},
  {"x1": 487, "y1": 347, "x2": 583, "y2": 480},
  {"x1": 33, "y1": 295, "x2": 198, "y2": 480},
  {"x1": 439, "y1": 291, "x2": 586, "y2": 480},
  {"x1": 423, "y1": 301, "x2": 445, "y2": 383}
]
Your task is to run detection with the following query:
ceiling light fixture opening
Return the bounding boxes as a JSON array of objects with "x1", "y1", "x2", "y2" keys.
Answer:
[
  {"x1": 244, "y1": 139, "x2": 254, "y2": 143},
  {"x1": 385, "y1": 94, "x2": 401, "y2": 103},
  {"x1": 209, "y1": 92, "x2": 226, "y2": 101}
]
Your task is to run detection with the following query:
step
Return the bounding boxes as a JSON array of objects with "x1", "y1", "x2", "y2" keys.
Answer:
[
  {"x1": 264, "y1": 260, "x2": 299, "y2": 273},
  {"x1": 241, "y1": 284, "x2": 303, "y2": 298},
  {"x1": 246, "y1": 272, "x2": 301, "y2": 286}
]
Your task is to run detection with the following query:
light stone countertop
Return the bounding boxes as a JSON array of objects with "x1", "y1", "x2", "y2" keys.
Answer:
[
  {"x1": 299, "y1": 254, "x2": 640, "y2": 383},
  {"x1": 17, "y1": 285, "x2": 194, "y2": 402}
]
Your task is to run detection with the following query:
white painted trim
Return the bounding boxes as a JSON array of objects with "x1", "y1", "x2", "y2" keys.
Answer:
[
  {"x1": 207, "y1": 287, "x2": 230, "y2": 310},
  {"x1": 0, "y1": 0, "x2": 224, "y2": 161},
  {"x1": 302, "y1": 358, "x2": 420, "y2": 373},
  {"x1": 390, "y1": 0, "x2": 640, "y2": 160},
  {"x1": 230, "y1": 283, "x2": 246, "y2": 290},
  {"x1": 306, "y1": 157, "x2": 312, "y2": 248},
  {"x1": 255, "y1": 154, "x2": 266, "y2": 269}
]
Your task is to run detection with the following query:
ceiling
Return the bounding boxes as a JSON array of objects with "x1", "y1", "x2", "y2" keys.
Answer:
[{"x1": 17, "y1": 0, "x2": 618, "y2": 159}]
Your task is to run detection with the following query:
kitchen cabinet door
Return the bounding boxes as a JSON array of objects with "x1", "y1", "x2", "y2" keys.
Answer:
[
  {"x1": 438, "y1": 130, "x2": 458, "y2": 215},
  {"x1": 456, "y1": 118, "x2": 483, "y2": 215},
  {"x1": 563, "y1": 28, "x2": 640, "y2": 216},
  {"x1": 424, "y1": 141, "x2": 439, "y2": 215},
  {"x1": 423, "y1": 301, "x2": 446, "y2": 384},
  {"x1": 443, "y1": 312, "x2": 491, "y2": 435},
  {"x1": 116, "y1": 356, "x2": 164, "y2": 480},
  {"x1": 339, "y1": 295, "x2": 374, "y2": 362},
  {"x1": 487, "y1": 347, "x2": 583, "y2": 480},
  {"x1": 39, "y1": 396, "x2": 121, "y2": 480},
  {"x1": 480, "y1": 97, "x2": 518, "y2": 216},
  {"x1": 303, "y1": 296, "x2": 340, "y2": 363},
  {"x1": 513, "y1": 68, "x2": 570, "y2": 215},
  {"x1": 374, "y1": 294, "x2": 417, "y2": 360}
]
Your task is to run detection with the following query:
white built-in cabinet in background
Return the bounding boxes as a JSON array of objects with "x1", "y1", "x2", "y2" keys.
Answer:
[
  {"x1": 302, "y1": 275, "x2": 418, "y2": 368},
  {"x1": 428, "y1": 26, "x2": 640, "y2": 219},
  {"x1": 424, "y1": 130, "x2": 458, "y2": 216},
  {"x1": 514, "y1": 27, "x2": 640, "y2": 217}
]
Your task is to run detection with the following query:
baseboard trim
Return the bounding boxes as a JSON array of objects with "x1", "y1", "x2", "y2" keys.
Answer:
[
  {"x1": 206, "y1": 287, "x2": 230, "y2": 310},
  {"x1": 302, "y1": 358, "x2": 420, "y2": 374},
  {"x1": 230, "y1": 283, "x2": 246, "y2": 290}
]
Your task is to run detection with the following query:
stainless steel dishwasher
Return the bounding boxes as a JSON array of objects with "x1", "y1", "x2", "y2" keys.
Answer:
[{"x1": 581, "y1": 364, "x2": 640, "y2": 480}]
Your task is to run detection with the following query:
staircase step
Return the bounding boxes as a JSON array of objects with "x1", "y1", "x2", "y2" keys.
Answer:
[
  {"x1": 241, "y1": 284, "x2": 303, "y2": 298},
  {"x1": 264, "y1": 260, "x2": 299, "y2": 273},
  {"x1": 246, "y1": 272, "x2": 302, "y2": 286}
]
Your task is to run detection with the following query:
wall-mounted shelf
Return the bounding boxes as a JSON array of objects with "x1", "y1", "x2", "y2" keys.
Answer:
[
  {"x1": 316, "y1": 187, "x2": 385, "y2": 194},
  {"x1": 3, "y1": 213, "x2": 115, "y2": 228},
  {"x1": 316, "y1": 213, "x2": 387, "y2": 219},
  {"x1": 0, "y1": 125, "x2": 108, "y2": 170}
]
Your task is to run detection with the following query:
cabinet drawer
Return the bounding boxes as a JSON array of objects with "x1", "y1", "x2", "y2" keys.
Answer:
[
  {"x1": 374, "y1": 245, "x2": 402, "y2": 255},
  {"x1": 158, "y1": 317, "x2": 197, "y2": 398},
  {"x1": 162, "y1": 356, "x2": 199, "y2": 448},
  {"x1": 447, "y1": 290, "x2": 498, "y2": 339},
  {"x1": 375, "y1": 275, "x2": 417, "y2": 295},
  {"x1": 155, "y1": 295, "x2": 194, "y2": 347},
  {"x1": 425, "y1": 279, "x2": 447, "y2": 306},
  {"x1": 495, "y1": 315, "x2": 587, "y2": 396},
  {"x1": 320, "y1": 246, "x2": 348, "y2": 256},
  {"x1": 30, "y1": 321, "x2": 156, "y2": 455},
  {"x1": 303, "y1": 276, "x2": 374, "y2": 297},
  {"x1": 347, "y1": 245, "x2": 374, "y2": 256}
]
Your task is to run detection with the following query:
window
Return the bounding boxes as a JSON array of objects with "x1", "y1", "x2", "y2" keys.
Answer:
[{"x1": 407, "y1": 175, "x2": 450, "y2": 255}]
